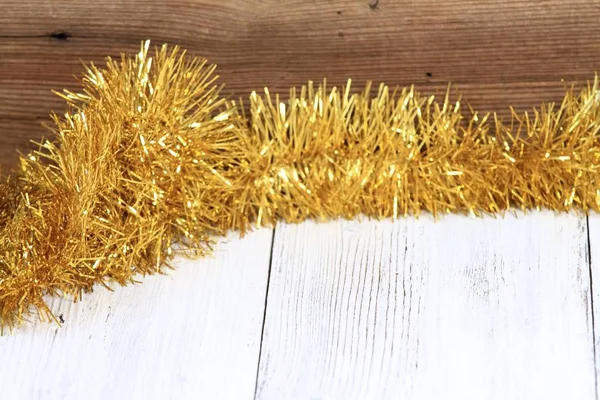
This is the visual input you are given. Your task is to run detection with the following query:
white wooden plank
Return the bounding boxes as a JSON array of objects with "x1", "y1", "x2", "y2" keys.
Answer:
[
  {"x1": 0, "y1": 229, "x2": 274, "y2": 400},
  {"x1": 588, "y1": 213, "x2": 600, "y2": 397},
  {"x1": 257, "y1": 212, "x2": 595, "y2": 400}
]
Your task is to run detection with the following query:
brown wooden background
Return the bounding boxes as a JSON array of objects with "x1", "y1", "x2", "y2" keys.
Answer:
[{"x1": 1, "y1": 0, "x2": 600, "y2": 168}]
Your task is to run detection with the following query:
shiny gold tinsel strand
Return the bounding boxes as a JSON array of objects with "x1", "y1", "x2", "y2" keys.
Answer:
[
  {"x1": 243, "y1": 78, "x2": 600, "y2": 222},
  {"x1": 0, "y1": 41, "x2": 247, "y2": 329},
  {"x1": 1, "y1": 41, "x2": 599, "y2": 330}
]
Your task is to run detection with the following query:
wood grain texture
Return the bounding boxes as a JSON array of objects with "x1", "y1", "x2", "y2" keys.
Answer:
[
  {"x1": 257, "y1": 213, "x2": 596, "y2": 400},
  {"x1": 0, "y1": 229, "x2": 274, "y2": 400},
  {"x1": 0, "y1": 119, "x2": 50, "y2": 169},
  {"x1": 2, "y1": 0, "x2": 600, "y2": 166},
  {"x1": 589, "y1": 214, "x2": 600, "y2": 397}
]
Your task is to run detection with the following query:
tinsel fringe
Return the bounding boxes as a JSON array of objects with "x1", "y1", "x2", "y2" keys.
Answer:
[{"x1": 1, "y1": 40, "x2": 599, "y2": 329}]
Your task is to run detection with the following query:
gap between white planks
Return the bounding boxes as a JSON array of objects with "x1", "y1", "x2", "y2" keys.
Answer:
[{"x1": 1, "y1": 211, "x2": 598, "y2": 400}]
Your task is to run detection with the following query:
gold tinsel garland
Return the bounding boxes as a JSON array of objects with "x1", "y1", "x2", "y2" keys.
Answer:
[{"x1": 0, "y1": 40, "x2": 599, "y2": 330}]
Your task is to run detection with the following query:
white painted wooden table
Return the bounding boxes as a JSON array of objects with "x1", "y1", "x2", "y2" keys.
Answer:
[{"x1": 1, "y1": 211, "x2": 598, "y2": 400}]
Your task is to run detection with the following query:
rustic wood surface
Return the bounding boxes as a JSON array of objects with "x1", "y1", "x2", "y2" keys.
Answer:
[
  {"x1": 0, "y1": 229, "x2": 274, "y2": 400},
  {"x1": 257, "y1": 215, "x2": 596, "y2": 400},
  {"x1": 1, "y1": 213, "x2": 598, "y2": 400},
  {"x1": 590, "y1": 216, "x2": 600, "y2": 398},
  {"x1": 1, "y1": 0, "x2": 600, "y2": 167}
]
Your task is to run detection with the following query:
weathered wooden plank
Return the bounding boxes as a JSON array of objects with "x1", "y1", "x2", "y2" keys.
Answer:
[
  {"x1": 0, "y1": 229, "x2": 273, "y2": 400},
  {"x1": 1, "y1": 0, "x2": 600, "y2": 166},
  {"x1": 588, "y1": 214, "x2": 600, "y2": 397},
  {"x1": 0, "y1": 119, "x2": 51, "y2": 169},
  {"x1": 257, "y1": 213, "x2": 595, "y2": 399}
]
